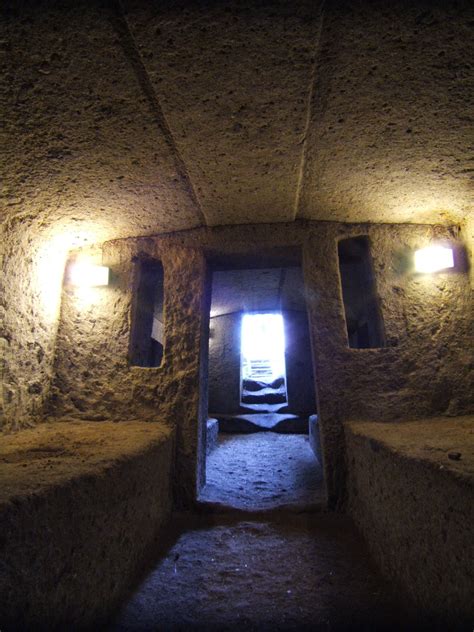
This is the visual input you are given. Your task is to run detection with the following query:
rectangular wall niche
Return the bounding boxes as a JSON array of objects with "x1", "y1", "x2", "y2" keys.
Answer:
[
  {"x1": 337, "y1": 236, "x2": 386, "y2": 349},
  {"x1": 129, "y1": 259, "x2": 164, "y2": 367}
]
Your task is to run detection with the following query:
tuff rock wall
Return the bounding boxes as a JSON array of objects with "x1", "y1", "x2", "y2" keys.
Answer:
[
  {"x1": 46, "y1": 221, "x2": 473, "y2": 507},
  {"x1": 0, "y1": 220, "x2": 71, "y2": 430},
  {"x1": 3, "y1": 0, "x2": 473, "y2": 441},
  {"x1": 208, "y1": 312, "x2": 242, "y2": 415},
  {"x1": 284, "y1": 309, "x2": 316, "y2": 414}
]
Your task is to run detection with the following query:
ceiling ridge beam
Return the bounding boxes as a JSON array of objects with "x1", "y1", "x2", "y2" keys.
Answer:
[
  {"x1": 293, "y1": 0, "x2": 327, "y2": 221},
  {"x1": 109, "y1": 0, "x2": 209, "y2": 227}
]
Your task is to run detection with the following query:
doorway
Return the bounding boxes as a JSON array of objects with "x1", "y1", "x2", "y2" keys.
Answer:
[
  {"x1": 198, "y1": 263, "x2": 325, "y2": 510},
  {"x1": 241, "y1": 312, "x2": 287, "y2": 408}
]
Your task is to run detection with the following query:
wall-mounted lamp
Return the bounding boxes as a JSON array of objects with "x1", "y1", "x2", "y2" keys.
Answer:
[
  {"x1": 68, "y1": 263, "x2": 110, "y2": 287},
  {"x1": 414, "y1": 246, "x2": 454, "y2": 274}
]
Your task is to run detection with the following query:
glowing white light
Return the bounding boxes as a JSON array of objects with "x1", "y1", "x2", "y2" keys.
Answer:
[
  {"x1": 241, "y1": 313, "x2": 286, "y2": 381},
  {"x1": 414, "y1": 246, "x2": 454, "y2": 274},
  {"x1": 34, "y1": 234, "x2": 70, "y2": 325},
  {"x1": 69, "y1": 263, "x2": 109, "y2": 287}
]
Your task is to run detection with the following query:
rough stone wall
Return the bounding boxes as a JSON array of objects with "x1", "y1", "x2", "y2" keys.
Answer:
[
  {"x1": 52, "y1": 240, "x2": 208, "y2": 504},
  {"x1": 50, "y1": 221, "x2": 473, "y2": 506},
  {"x1": 1, "y1": 0, "x2": 205, "y2": 432},
  {"x1": 303, "y1": 222, "x2": 473, "y2": 505},
  {"x1": 2, "y1": 0, "x2": 472, "y2": 438},
  {"x1": 0, "y1": 220, "x2": 71, "y2": 430},
  {"x1": 208, "y1": 312, "x2": 242, "y2": 415},
  {"x1": 284, "y1": 310, "x2": 316, "y2": 414},
  {"x1": 463, "y1": 216, "x2": 474, "y2": 290},
  {"x1": 2, "y1": 0, "x2": 471, "y2": 430}
]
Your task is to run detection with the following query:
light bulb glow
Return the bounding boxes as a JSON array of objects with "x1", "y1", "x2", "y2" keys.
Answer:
[
  {"x1": 69, "y1": 263, "x2": 109, "y2": 287},
  {"x1": 414, "y1": 246, "x2": 454, "y2": 274}
]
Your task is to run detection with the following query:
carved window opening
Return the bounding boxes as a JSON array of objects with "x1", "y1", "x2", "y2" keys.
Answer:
[
  {"x1": 129, "y1": 259, "x2": 164, "y2": 367},
  {"x1": 337, "y1": 236, "x2": 385, "y2": 349}
]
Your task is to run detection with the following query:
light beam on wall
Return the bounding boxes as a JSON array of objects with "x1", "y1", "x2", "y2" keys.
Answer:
[
  {"x1": 414, "y1": 246, "x2": 454, "y2": 274},
  {"x1": 69, "y1": 263, "x2": 109, "y2": 287},
  {"x1": 34, "y1": 235, "x2": 71, "y2": 325}
]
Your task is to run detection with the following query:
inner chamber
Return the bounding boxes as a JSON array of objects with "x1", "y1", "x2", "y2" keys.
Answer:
[{"x1": 199, "y1": 265, "x2": 325, "y2": 510}]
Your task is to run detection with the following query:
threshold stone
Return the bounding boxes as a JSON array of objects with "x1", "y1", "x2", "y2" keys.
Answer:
[{"x1": 213, "y1": 413, "x2": 309, "y2": 434}]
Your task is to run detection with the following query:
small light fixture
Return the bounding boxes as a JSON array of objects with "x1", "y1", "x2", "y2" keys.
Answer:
[
  {"x1": 69, "y1": 263, "x2": 109, "y2": 287},
  {"x1": 414, "y1": 246, "x2": 454, "y2": 274}
]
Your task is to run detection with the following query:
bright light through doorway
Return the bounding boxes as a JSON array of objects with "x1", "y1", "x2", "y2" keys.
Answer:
[{"x1": 241, "y1": 312, "x2": 286, "y2": 383}]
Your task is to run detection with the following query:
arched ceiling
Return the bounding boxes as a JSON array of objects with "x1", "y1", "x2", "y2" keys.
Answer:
[{"x1": 2, "y1": 0, "x2": 473, "y2": 248}]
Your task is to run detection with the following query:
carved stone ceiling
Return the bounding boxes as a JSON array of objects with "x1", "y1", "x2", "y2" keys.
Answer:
[{"x1": 3, "y1": 0, "x2": 472, "y2": 247}]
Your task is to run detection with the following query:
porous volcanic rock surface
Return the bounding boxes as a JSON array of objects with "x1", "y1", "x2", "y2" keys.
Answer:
[
  {"x1": 347, "y1": 416, "x2": 474, "y2": 478},
  {"x1": 2, "y1": 0, "x2": 473, "y2": 433}
]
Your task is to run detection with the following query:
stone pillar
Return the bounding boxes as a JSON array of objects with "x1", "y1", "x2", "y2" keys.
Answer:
[{"x1": 283, "y1": 309, "x2": 316, "y2": 414}]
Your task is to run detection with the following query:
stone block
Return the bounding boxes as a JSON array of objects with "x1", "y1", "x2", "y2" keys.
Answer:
[
  {"x1": 0, "y1": 420, "x2": 174, "y2": 629},
  {"x1": 345, "y1": 416, "x2": 474, "y2": 626}
]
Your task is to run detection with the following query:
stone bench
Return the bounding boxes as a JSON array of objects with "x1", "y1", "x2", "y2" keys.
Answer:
[
  {"x1": 345, "y1": 416, "x2": 473, "y2": 626},
  {"x1": 0, "y1": 420, "x2": 174, "y2": 629}
]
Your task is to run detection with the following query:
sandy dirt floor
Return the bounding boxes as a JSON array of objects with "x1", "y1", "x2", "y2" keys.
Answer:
[
  {"x1": 198, "y1": 433, "x2": 325, "y2": 510},
  {"x1": 111, "y1": 512, "x2": 422, "y2": 631}
]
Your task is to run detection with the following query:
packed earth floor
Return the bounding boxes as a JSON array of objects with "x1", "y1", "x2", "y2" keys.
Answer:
[
  {"x1": 111, "y1": 512, "x2": 424, "y2": 631},
  {"x1": 111, "y1": 433, "x2": 426, "y2": 631},
  {"x1": 199, "y1": 432, "x2": 325, "y2": 511}
]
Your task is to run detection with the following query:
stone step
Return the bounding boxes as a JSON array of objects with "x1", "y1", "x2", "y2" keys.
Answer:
[
  {"x1": 241, "y1": 386, "x2": 287, "y2": 404},
  {"x1": 211, "y1": 413, "x2": 310, "y2": 434}
]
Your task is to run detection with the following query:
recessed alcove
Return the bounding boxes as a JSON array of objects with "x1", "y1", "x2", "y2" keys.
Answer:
[
  {"x1": 129, "y1": 259, "x2": 165, "y2": 368},
  {"x1": 337, "y1": 236, "x2": 386, "y2": 349}
]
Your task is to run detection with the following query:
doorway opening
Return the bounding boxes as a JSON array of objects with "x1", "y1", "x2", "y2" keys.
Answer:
[
  {"x1": 241, "y1": 312, "x2": 287, "y2": 408},
  {"x1": 198, "y1": 263, "x2": 325, "y2": 511}
]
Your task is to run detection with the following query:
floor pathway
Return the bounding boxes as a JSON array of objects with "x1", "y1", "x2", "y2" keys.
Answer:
[
  {"x1": 199, "y1": 433, "x2": 324, "y2": 510},
  {"x1": 111, "y1": 433, "x2": 423, "y2": 630},
  {"x1": 111, "y1": 513, "x2": 420, "y2": 631}
]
